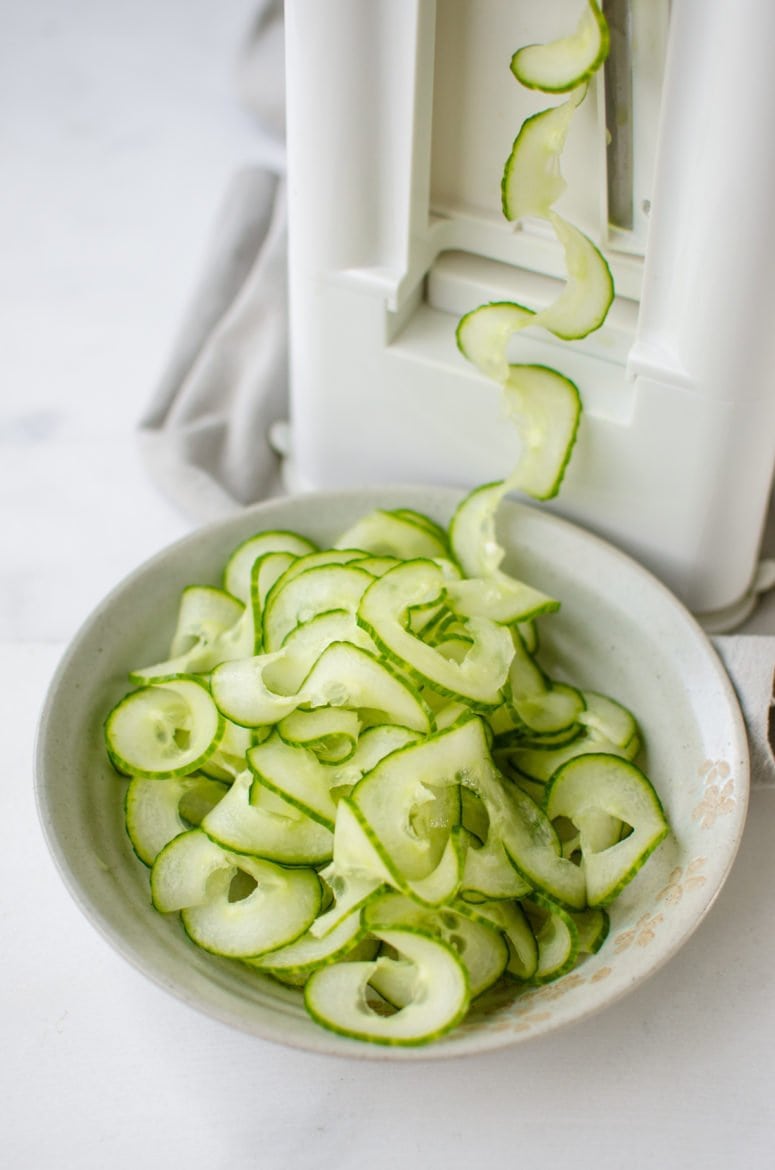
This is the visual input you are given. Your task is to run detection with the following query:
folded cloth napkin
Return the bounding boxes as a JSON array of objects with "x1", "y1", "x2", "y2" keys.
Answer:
[
  {"x1": 139, "y1": 0, "x2": 287, "y2": 522},
  {"x1": 713, "y1": 636, "x2": 775, "y2": 788},
  {"x1": 234, "y1": 0, "x2": 286, "y2": 143},
  {"x1": 139, "y1": 167, "x2": 287, "y2": 521}
]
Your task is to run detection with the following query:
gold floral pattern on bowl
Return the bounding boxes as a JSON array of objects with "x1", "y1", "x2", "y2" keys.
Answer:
[
  {"x1": 657, "y1": 858, "x2": 708, "y2": 905},
  {"x1": 693, "y1": 760, "x2": 737, "y2": 829}
]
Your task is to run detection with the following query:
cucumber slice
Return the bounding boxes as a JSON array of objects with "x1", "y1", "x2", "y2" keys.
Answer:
[
  {"x1": 460, "y1": 829, "x2": 532, "y2": 903},
  {"x1": 329, "y1": 800, "x2": 457, "y2": 908},
  {"x1": 277, "y1": 706, "x2": 360, "y2": 764},
  {"x1": 501, "y1": 95, "x2": 581, "y2": 221},
  {"x1": 151, "y1": 828, "x2": 233, "y2": 912},
  {"x1": 329, "y1": 797, "x2": 396, "y2": 886},
  {"x1": 505, "y1": 771, "x2": 548, "y2": 807},
  {"x1": 305, "y1": 798, "x2": 393, "y2": 941},
  {"x1": 200, "y1": 769, "x2": 333, "y2": 865},
  {"x1": 421, "y1": 609, "x2": 468, "y2": 647},
  {"x1": 350, "y1": 555, "x2": 401, "y2": 578},
  {"x1": 248, "y1": 905, "x2": 370, "y2": 978},
  {"x1": 262, "y1": 563, "x2": 374, "y2": 652},
  {"x1": 457, "y1": 898, "x2": 538, "y2": 981},
  {"x1": 511, "y1": 684, "x2": 585, "y2": 740},
  {"x1": 199, "y1": 717, "x2": 254, "y2": 780},
  {"x1": 152, "y1": 830, "x2": 322, "y2": 958},
  {"x1": 519, "y1": 619, "x2": 539, "y2": 655},
  {"x1": 460, "y1": 787, "x2": 491, "y2": 846},
  {"x1": 505, "y1": 723, "x2": 639, "y2": 784},
  {"x1": 454, "y1": 289, "x2": 597, "y2": 477},
  {"x1": 125, "y1": 774, "x2": 228, "y2": 866},
  {"x1": 250, "y1": 550, "x2": 302, "y2": 653},
  {"x1": 262, "y1": 547, "x2": 365, "y2": 599},
  {"x1": 436, "y1": 718, "x2": 584, "y2": 909},
  {"x1": 533, "y1": 213, "x2": 614, "y2": 340},
  {"x1": 390, "y1": 509, "x2": 451, "y2": 548},
  {"x1": 311, "y1": 860, "x2": 386, "y2": 940},
  {"x1": 487, "y1": 700, "x2": 523, "y2": 739},
  {"x1": 356, "y1": 954, "x2": 417, "y2": 1012},
  {"x1": 272, "y1": 608, "x2": 377, "y2": 692},
  {"x1": 545, "y1": 754, "x2": 670, "y2": 905},
  {"x1": 300, "y1": 641, "x2": 432, "y2": 734},
  {"x1": 350, "y1": 728, "x2": 464, "y2": 883},
  {"x1": 570, "y1": 905, "x2": 610, "y2": 954},
  {"x1": 403, "y1": 828, "x2": 466, "y2": 908},
  {"x1": 322, "y1": 724, "x2": 423, "y2": 807},
  {"x1": 362, "y1": 892, "x2": 508, "y2": 999},
  {"x1": 169, "y1": 586, "x2": 245, "y2": 656},
  {"x1": 445, "y1": 574, "x2": 559, "y2": 625},
  {"x1": 487, "y1": 775, "x2": 587, "y2": 910},
  {"x1": 105, "y1": 676, "x2": 224, "y2": 779},
  {"x1": 508, "y1": 628, "x2": 577, "y2": 722},
  {"x1": 502, "y1": 363, "x2": 582, "y2": 500},
  {"x1": 578, "y1": 690, "x2": 640, "y2": 750},
  {"x1": 359, "y1": 560, "x2": 513, "y2": 708},
  {"x1": 328, "y1": 723, "x2": 422, "y2": 793},
  {"x1": 456, "y1": 301, "x2": 536, "y2": 383},
  {"x1": 214, "y1": 640, "x2": 429, "y2": 739},
  {"x1": 495, "y1": 718, "x2": 583, "y2": 751},
  {"x1": 456, "y1": 360, "x2": 583, "y2": 507},
  {"x1": 182, "y1": 855, "x2": 322, "y2": 959},
  {"x1": 223, "y1": 530, "x2": 317, "y2": 604},
  {"x1": 334, "y1": 509, "x2": 449, "y2": 560},
  {"x1": 129, "y1": 586, "x2": 245, "y2": 683},
  {"x1": 523, "y1": 898, "x2": 580, "y2": 983},
  {"x1": 449, "y1": 479, "x2": 562, "y2": 638},
  {"x1": 210, "y1": 652, "x2": 301, "y2": 728},
  {"x1": 304, "y1": 926, "x2": 470, "y2": 1046},
  {"x1": 247, "y1": 733, "x2": 339, "y2": 831},
  {"x1": 433, "y1": 698, "x2": 473, "y2": 731},
  {"x1": 449, "y1": 480, "x2": 510, "y2": 579},
  {"x1": 510, "y1": 1, "x2": 609, "y2": 93}
]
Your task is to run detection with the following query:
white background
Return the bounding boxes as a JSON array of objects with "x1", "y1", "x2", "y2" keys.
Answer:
[
  {"x1": 2, "y1": 3, "x2": 774, "y2": 1167},
  {"x1": 1, "y1": 0, "x2": 266, "y2": 641}
]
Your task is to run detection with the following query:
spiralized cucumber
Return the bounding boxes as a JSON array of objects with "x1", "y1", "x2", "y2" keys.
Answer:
[
  {"x1": 457, "y1": 2, "x2": 613, "y2": 500},
  {"x1": 510, "y1": 1, "x2": 610, "y2": 93},
  {"x1": 101, "y1": 7, "x2": 672, "y2": 1047},
  {"x1": 105, "y1": 485, "x2": 670, "y2": 1046}
]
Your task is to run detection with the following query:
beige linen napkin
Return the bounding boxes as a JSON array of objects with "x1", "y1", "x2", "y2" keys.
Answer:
[
  {"x1": 139, "y1": 168, "x2": 287, "y2": 520},
  {"x1": 714, "y1": 636, "x2": 774, "y2": 787}
]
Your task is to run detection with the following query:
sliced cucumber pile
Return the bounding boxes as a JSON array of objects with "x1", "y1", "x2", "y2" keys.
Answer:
[
  {"x1": 105, "y1": 491, "x2": 670, "y2": 1047},
  {"x1": 457, "y1": 0, "x2": 613, "y2": 500}
]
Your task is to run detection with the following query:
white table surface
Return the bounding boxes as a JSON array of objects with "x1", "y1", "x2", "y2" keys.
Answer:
[{"x1": 3, "y1": 3, "x2": 775, "y2": 1166}]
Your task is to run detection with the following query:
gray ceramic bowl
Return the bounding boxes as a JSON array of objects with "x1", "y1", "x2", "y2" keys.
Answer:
[{"x1": 35, "y1": 486, "x2": 749, "y2": 1059}]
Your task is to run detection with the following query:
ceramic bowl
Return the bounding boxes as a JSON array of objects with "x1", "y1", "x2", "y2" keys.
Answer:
[{"x1": 35, "y1": 486, "x2": 749, "y2": 1059}]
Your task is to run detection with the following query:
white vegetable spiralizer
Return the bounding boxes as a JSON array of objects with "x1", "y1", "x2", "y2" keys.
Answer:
[{"x1": 281, "y1": 0, "x2": 775, "y2": 626}]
